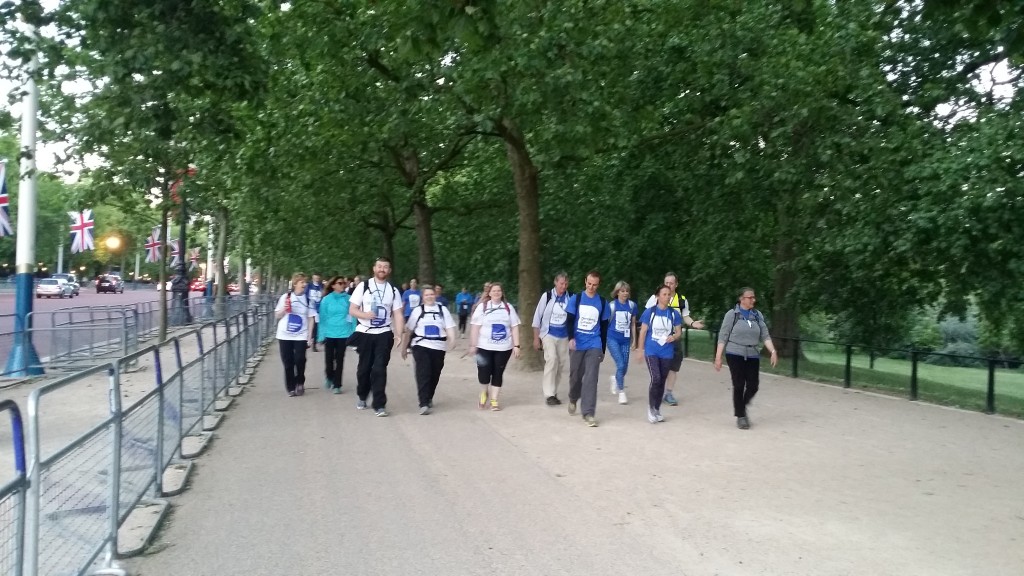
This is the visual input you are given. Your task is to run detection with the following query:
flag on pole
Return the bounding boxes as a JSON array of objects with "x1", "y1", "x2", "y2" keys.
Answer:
[
  {"x1": 189, "y1": 247, "x2": 201, "y2": 271},
  {"x1": 0, "y1": 161, "x2": 12, "y2": 237},
  {"x1": 169, "y1": 239, "x2": 181, "y2": 268},
  {"x1": 68, "y1": 209, "x2": 95, "y2": 254},
  {"x1": 144, "y1": 227, "x2": 162, "y2": 263}
]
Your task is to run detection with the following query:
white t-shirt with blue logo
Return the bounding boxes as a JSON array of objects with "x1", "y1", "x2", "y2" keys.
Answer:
[
  {"x1": 351, "y1": 279, "x2": 403, "y2": 334},
  {"x1": 407, "y1": 305, "x2": 457, "y2": 351},
  {"x1": 471, "y1": 301, "x2": 521, "y2": 351},
  {"x1": 275, "y1": 293, "x2": 317, "y2": 341}
]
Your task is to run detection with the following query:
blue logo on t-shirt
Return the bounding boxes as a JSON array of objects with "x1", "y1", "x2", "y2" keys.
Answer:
[
  {"x1": 490, "y1": 324, "x2": 507, "y2": 343},
  {"x1": 286, "y1": 313, "x2": 304, "y2": 333},
  {"x1": 425, "y1": 324, "x2": 441, "y2": 338}
]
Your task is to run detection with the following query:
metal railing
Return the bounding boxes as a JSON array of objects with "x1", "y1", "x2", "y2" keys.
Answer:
[
  {"x1": 3, "y1": 299, "x2": 275, "y2": 575},
  {"x1": 682, "y1": 328, "x2": 1024, "y2": 417},
  {"x1": 0, "y1": 401, "x2": 27, "y2": 576}
]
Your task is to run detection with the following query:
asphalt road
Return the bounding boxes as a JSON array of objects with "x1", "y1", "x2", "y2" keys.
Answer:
[{"x1": 0, "y1": 287, "x2": 180, "y2": 369}]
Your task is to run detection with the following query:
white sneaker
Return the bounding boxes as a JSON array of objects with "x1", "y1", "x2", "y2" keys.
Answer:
[
  {"x1": 618, "y1": 391, "x2": 628, "y2": 405},
  {"x1": 609, "y1": 374, "x2": 617, "y2": 395},
  {"x1": 655, "y1": 411, "x2": 665, "y2": 422},
  {"x1": 646, "y1": 406, "x2": 658, "y2": 423}
]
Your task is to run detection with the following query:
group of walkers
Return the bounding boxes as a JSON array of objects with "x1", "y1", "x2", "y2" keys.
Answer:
[{"x1": 276, "y1": 260, "x2": 777, "y2": 429}]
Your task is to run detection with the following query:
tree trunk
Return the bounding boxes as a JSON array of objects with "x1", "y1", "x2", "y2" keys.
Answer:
[
  {"x1": 413, "y1": 197, "x2": 437, "y2": 284},
  {"x1": 237, "y1": 232, "x2": 248, "y2": 297},
  {"x1": 214, "y1": 205, "x2": 229, "y2": 317},
  {"x1": 772, "y1": 202, "x2": 800, "y2": 357},
  {"x1": 501, "y1": 118, "x2": 543, "y2": 371}
]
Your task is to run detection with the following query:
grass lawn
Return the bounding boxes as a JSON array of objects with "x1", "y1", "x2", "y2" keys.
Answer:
[{"x1": 682, "y1": 330, "x2": 1024, "y2": 418}]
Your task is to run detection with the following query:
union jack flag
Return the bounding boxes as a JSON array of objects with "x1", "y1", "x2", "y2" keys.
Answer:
[
  {"x1": 68, "y1": 209, "x2": 95, "y2": 254},
  {"x1": 189, "y1": 247, "x2": 201, "y2": 270},
  {"x1": 0, "y1": 161, "x2": 12, "y2": 237},
  {"x1": 144, "y1": 227, "x2": 162, "y2": 263},
  {"x1": 169, "y1": 239, "x2": 181, "y2": 268}
]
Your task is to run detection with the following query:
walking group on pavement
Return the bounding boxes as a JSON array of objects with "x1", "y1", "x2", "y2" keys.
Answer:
[{"x1": 275, "y1": 259, "x2": 777, "y2": 429}]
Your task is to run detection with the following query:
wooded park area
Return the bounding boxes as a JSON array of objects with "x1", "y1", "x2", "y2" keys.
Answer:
[{"x1": 1, "y1": 0, "x2": 1021, "y2": 369}]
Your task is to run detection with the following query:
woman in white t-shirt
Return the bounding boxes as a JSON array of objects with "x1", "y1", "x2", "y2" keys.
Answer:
[
  {"x1": 275, "y1": 273, "x2": 318, "y2": 397},
  {"x1": 469, "y1": 282, "x2": 521, "y2": 410},
  {"x1": 400, "y1": 286, "x2": 457, "y2": 415}
]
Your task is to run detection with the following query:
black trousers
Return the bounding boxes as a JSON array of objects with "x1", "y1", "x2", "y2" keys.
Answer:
[
  {"x1": 278, "y1": 339, "x2": 308, "y2": 392},
  {"x1": 476, "y1": 348, "x2": 513, "y2": 387},
  {"x1": 412, "y1": 346, "x2": 446, "y2": 407},
  {"x1": 323, "y1": 337, "x2": 348, "y2": 388},
  {"x1": 311, "y1": 323, "x2": 319, "y2": 349},
  {"x1": 458, "y1": 313, "x2": 468, "y2": 333},
  {"x1": 726, "y1": 354, "x2": 760, "y2": 417},
  {"x1": 355, "y1": 331, "x2": 394, "y2": 409}
]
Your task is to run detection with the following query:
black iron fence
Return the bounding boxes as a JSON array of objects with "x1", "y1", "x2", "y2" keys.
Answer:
[{"x1": 681, "y1": 329, "x2": 1024, "y2": 418}]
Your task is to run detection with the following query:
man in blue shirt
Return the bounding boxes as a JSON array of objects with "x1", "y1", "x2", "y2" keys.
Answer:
[
  {"x1": 402, "y1": 278, "x2": 421, "y2": 321},
  {"x1": 434, "y1": 283, "x2": 450, "y2": 310},
  {"x1": 455, "y1": 287, "x2": 474, "y2": 338},
  {"x1": 305, "y1": 273, "x2": 325, "y2": 351},
  {"x1": 565, "y1": 270, "x2": 610, "y2": 427}
]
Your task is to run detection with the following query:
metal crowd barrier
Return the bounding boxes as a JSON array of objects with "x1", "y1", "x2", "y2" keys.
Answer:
[
  {"x1": 0, "y1": 401, "x2": 27, "y2": 576},
  {"x1": 4, "y1": 300, "x2": 275, "y2": 576}
]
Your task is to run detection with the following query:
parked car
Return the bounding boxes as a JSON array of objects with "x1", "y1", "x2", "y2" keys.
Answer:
[
  {"x1": 96, "y1": 275, "x2": 122, "y2": 294},
  {"x1": 50, "y1": 273, "x2": 80, "y2": 296},
  {"x1": 190, "y1": 279, "x2": 207, "y2": 292},
  {"x1": 36, "y1": 278, "x2": 74, "y2": 299},
  {"x1": 107, "y1": 273, "x2": 125, "y2": 292}
]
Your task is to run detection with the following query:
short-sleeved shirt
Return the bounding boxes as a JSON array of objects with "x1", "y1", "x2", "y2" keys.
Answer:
[
  {"x1": 408, "y1": 304, "x2": 457, "y2": 351},
  {"x1": 402, "y1": 289, "x2": 422, "y2": 317},
  {"x1": 350, "y1": 279, "x2": 403, "y2": 334},
  {"x1": 565, "y1": 292, "x2": 610, "y2": 351},
  {"x1": 455, "y1": 292, "x2": 474, "y2": 315},
  {"x1": 471, "y1": 301, "x2": 521, "y2": 351},
  {"x1": 640, "y1": 306, "x2": 682, "y2": 359},
  {"x1": 608, "y1": 299, "x2": 638, "y2": 343},
  {"x1": 644, "y1": 293, "x2": 689, "y2": 317},
  {"x1": 275, "y1": 292, "x2": 317, "y2": 341}
]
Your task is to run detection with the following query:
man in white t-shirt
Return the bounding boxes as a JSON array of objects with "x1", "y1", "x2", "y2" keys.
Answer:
[{"x1": 348, "y1": 257, "x2": 405, "y2": 417}]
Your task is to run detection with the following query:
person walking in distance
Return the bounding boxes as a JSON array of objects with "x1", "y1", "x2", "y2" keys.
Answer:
[
  {"x1": 348, "y1": 257, "x2": 405, "y2": 417},
  {"x1": 532, "y1": 272, "x2": 573, "y2": 405},
  {"x1": 434, "y1": 284, "x2": 450, "y2": 310},
  {"x1": 635, "y1": 285, "x2": 683, "y2": 423},
  {"x1": 455, "y1": 287, "x2": 474, "y2": 338},
  {"x1": 402, "y1": 278, "x2": 421, "y2": 322},
  {"x1": 643, "y1": 272, "x2": 705, "y2": 406},
  {"x1": 469, "y1": 283, "x2": 522, "y2": 411},
  {"x1": 305, "y1": 273, "x2": 325, "y2": 351},
  {"x1": 565, "y1": 271, "x2": 610, "y2": 427},
  {"x1": 318, "y1": 276, "x2": 355, "y2": 394},
  {"x1": 714, "y1": 287, "x2": 778, "y2": 430},
  {"x1": 275, "y1": 273, "x2": 317, "y2": 397},
  {"x1": 401, "y1": 285, "x2": 457, "y2": 414},
  {"x1": 607, "y1": 281, "x2": 638, "y2": 405}
]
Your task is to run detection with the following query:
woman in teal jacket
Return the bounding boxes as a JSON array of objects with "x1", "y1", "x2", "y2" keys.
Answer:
[{"x1": 318, "y1": 276, "x2": 356, "y2": 393}]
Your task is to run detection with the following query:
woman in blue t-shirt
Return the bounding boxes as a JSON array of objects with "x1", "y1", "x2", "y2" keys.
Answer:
[
  {"x1": 635, "y1": 285, "x2": 682, "y2": 423},
  {"x1": 607, "y1": 281, "x2": 638, "y2": 405}
]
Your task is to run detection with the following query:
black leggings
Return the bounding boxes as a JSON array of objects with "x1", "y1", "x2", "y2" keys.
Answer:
[
  {"x1": 278, "y1": 339, "x2": 307, "y2": 392},
  {"x1": 476, "y1": 348, "x2": 513, "y2": 387},
  {"x1": 458, "y1": 313, "x2": 468, "y2": 333},
  {"x1": 323, "y1": 337, "x2": 348, "y2": 388},
  {"x1": 412, "y1": 346, "x2": 446, "y2": 407},
  {"x1": 726, "y1": 354, "x2": 760, "y2": 417}
]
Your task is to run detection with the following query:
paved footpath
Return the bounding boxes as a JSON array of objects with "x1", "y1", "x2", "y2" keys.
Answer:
[{"x1": 126, "y1": 340, "x2": 1024, "y2": 576}]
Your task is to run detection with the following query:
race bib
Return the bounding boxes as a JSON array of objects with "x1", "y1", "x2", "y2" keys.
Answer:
[
  {"x1": 550, "y1": 305, "x2": 567, "y2": 326},
  {"x1": 286, "y1": 313, "x2": 304, "y2": 333},
  {"x1": 577, "y1": 306, "x2": 598, "y2": 332},
  {"x1": 490, "y1": 324, "x2": 507, "y2": 343},
  {"x1": 615, "y1": 311, "x2": 630, "y2": 336},
  {"x1": 371, "y1": 305, "x2": 387, "y2": 327},
  {"x1": 651, "y1": 314, "x2": 671, "y2": 341}
]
